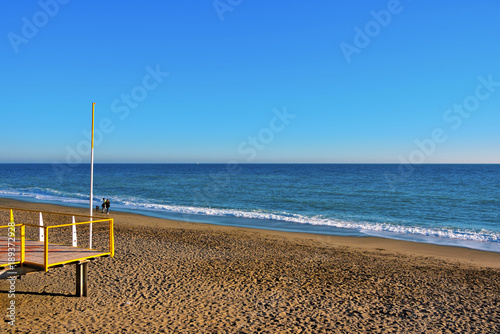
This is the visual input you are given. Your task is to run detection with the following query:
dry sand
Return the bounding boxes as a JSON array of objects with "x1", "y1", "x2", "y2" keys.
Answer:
[{"x1": 0, "y1": 198, "x2": 499, "y2": 333}]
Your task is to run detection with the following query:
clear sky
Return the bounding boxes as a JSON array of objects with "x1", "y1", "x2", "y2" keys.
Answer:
[{"x1": 1, "y1": 0, "x2": 499, "y2": 163}]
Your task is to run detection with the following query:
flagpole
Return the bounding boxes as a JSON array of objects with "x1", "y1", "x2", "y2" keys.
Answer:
[{"x1": 89, "y1": 102, "x2": 95, "y2": 249}]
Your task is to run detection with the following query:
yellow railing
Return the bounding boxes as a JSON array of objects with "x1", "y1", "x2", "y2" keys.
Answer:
[
  {"x1": 1, "y1": 209, "x2": 114, "y2": 272},
  {"x1": 22, "y1": 219, "x2": 114, "y2": 271}
]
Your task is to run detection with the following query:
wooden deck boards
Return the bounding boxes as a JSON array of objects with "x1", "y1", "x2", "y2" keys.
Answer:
[{"x1": 0, "y1": 235, "x2": 108, "y2": 269}]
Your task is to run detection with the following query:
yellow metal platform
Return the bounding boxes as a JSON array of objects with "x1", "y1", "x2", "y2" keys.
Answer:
[
  {"x1": 0, "y1": 235, "x2": 109, "y2": 270},
  {"x1": 0, "y1": 208, "x2": 114, "y2": 296}
]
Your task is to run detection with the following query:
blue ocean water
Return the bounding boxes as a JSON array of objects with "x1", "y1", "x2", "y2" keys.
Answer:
[{"x1": 0, "y1": 163, "x2": 499, "y2": 252}]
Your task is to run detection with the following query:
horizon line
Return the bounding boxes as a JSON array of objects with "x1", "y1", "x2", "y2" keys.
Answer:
[{"x1": 1, "y1": 162, "x2": 499, "y2": 165}]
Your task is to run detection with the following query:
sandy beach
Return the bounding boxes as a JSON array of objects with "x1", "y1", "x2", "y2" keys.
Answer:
[{"x1": 1, "y1": 198, "x2": 499, "y2": 333}]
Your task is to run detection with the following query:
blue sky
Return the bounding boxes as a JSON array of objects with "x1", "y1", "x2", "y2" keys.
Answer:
[{"x1": 1, "y1": 0, "x2": 499, "y2": 163}]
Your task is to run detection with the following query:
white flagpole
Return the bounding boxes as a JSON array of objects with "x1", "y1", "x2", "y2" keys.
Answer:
[{"x1": 89, "y1": 102, "x2": 95, "y2": 249}]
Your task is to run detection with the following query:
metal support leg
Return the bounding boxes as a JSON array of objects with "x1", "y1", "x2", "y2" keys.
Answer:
[
  {"x1": 82, "y1": 262, "x2": 88, "y2": 297},
  {"x1": 76, "y1": 261, "x2": 89, "y2": 297},
  {"x1": 76, "y1": 263, "x2": 82, "y2": 297}
]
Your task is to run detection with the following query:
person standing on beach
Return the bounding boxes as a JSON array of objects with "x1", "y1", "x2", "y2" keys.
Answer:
[
  {"x1": 105, "y1": 199, "x2": 110, "y2": 214},
  {"x1": 101, "y1": 198, "x2": 106, "y2": 213}
]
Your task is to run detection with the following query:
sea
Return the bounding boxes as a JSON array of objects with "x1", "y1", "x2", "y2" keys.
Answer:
[{"x1": 0, "y1": 163, "x2": 498, "y2": 253}]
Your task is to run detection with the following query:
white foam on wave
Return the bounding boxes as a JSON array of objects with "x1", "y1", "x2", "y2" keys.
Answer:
[
  {"x1": 0, "y1": 188, "x2": 95, "y2": 206},
  {"x1": 119, "y1": 199, "x2": 500, "y2": 244},
  {"x1": 2, "y1": 189, "x2": 499, "y2": 245}
]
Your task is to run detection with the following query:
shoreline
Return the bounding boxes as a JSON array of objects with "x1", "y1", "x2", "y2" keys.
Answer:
[
  {"x1": 1, "y1": 197, "x2": 499, "y2": 269},
  {"x1": 1, "y1": 185, "x2": 498, "y2": 253}
]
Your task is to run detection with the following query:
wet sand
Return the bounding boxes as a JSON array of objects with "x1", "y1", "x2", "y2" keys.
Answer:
[{"x1": 1, "y1": 198, "x2": 499, "y2": 333}]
